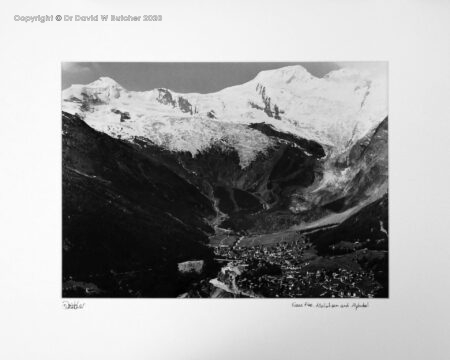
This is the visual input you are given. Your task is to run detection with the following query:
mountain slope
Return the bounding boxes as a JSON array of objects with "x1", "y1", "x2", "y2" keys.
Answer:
[
  {"x1": 306, "y1": 193, "x2": 389, "y2": 297},
  {"x1": 312, "y1": 116, "x2": 389, "y2": 214},
  {"x1": 62, "y1": 112, "x2": 218, "y2": 297}
]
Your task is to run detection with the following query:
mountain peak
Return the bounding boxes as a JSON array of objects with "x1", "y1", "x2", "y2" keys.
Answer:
[
  {"x1": 62, "y1": 65, "x2": 387, "y2": 155},
  {"x1": 87, "y1": 76, "x2": 124, "y2": 89},
  {"x1": 254, "y1": 65, "x2": 315, "y2": 85}
]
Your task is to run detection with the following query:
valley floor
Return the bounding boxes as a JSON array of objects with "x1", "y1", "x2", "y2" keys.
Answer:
[{"x1": 182, "y1": 224, "x2": 388, "y2": 298}]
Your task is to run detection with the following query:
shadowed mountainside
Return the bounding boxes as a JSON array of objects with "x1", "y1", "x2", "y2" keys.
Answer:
[
  {"x1": 307, "y1": 193, "x2": 389, "y2": 297},
  {"x1": 62, "y1": 112, "x2": 218, "y2": 297},
  {"x1": 131, "y1": 123, "x2": 327, "y2": 233},
  {"x1": 62, "y1": 111, "x2": 388, "y2": 298}
]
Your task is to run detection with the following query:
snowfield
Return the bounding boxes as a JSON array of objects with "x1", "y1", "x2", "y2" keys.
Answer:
[{"x1": 62, "y1": 65, "x2": 387, "y2": 167}]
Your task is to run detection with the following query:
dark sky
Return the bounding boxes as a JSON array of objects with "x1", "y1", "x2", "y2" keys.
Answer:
[{"x1": 62, "y1": 62, "x2": 341, "y2": 93}]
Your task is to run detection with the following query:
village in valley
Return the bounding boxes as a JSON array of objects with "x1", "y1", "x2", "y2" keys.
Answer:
[{"x1": 206, "y1": 230, "x2": 384, "y2": 298}]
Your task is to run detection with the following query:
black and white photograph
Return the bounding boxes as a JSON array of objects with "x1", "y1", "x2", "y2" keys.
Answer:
[
  {"x1": 62, "y1": 62, "x2": 388, "y2": 298},
  {"x1": 2, "y1": 1, "x2": 450, "y2": 359}
]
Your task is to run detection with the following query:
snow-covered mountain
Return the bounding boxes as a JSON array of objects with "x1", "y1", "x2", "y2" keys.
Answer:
[
  {"x1": 62, "y1": 66, "x2": 389, "y2": 297},
  {"x1": 62, "y1": 65, "x2": 387, "y2": 167}
]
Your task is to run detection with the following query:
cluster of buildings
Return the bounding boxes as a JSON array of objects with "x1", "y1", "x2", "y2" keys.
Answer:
[{"x1": 213, "y1": 237, "x2": 381, "y2": 298}]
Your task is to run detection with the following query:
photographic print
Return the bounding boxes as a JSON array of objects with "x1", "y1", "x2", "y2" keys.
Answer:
[{"x1": 62, "y1": 62, "x2": 388, "y2": 298}]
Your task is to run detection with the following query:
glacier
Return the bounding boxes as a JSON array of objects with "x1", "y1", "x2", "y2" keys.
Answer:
[{"x1": 62, "y1": 64, "x2": 387, "y2": 167}]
